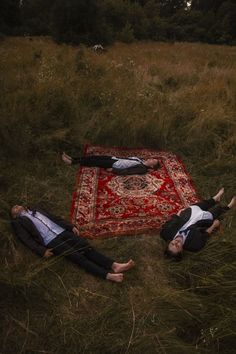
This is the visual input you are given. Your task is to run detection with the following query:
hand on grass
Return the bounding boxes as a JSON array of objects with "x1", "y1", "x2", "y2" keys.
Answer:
[
  {"x1": 213, "y1": 219, "x2": 220, "y2": 229},
  {"x1": 206, "y1": 219, "x2": 220, "y2": 235},
  {"x1": 44, "y1": 249, "x2": 54, "y2": 258}
]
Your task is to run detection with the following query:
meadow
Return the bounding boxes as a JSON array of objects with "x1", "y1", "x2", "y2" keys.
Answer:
[{"x1": 0, "y1": 37, "x2": 236, "y2": 353}]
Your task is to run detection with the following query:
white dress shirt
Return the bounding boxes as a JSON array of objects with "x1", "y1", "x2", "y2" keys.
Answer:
[
  {"x1": 112, "y1": 156, "x2": 143, "y2": 169},
  {"x1": 20, "y1": 210, "x2": 65, "y2": 245},
  {"x1": 174, "y1": 205, "x2": 213, "y2": 244}
]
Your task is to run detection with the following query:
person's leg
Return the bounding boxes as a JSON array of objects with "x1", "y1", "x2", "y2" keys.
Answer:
[
  {"x1": 194, "y1": 199, "x2": 216, "y2": 210},
  {"x1": 47, "y1": 232, "x2": 88, "y2": 255},
  {"x1": 47, "y1": 233, "x2": 123, "y2": 281},
  {"x1": 66, "y1": 249, "x2": 123, "y2": 281},
  {"x1": 62, "y1": 153, "x2": 115, "y2": 168},
  {"x1": 77, "y1": 155, "x2": 115, "y2": 168},
  {"x1": 194, "y1": 188, "x2": 224, "y2": 210},
  {"x1": 210, "y1": 195, "x2": 236, "y2": 219},
  {"x1": 83, "y1": 247, "x2": 114, "y2": 269},
  {"x1": 209, "y1": 205, "x2": 229, "y2": 219},
  {"x1": 60, "y1": 232, "x2": 113, "y2": 269},
  {"x1": 66, "y1": 251, "x2": 110, "y2": 279},
  {"x1": 83, "y1": 248, "x2": 135, "y2": 273},
  {"x1": 60, "y1": 231, "x2": 89, "y2": 250}
]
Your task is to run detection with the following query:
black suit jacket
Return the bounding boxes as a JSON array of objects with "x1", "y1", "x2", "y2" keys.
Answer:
[
  {"x1": 160, "y1": 207, "x2": 213, "y2": 252},
  {"x1": 11, "y1": 207, "x2": 75, "y2": 257},
  {"x1": 112, "y1": 164, "x2": 149, "y2": 175}
]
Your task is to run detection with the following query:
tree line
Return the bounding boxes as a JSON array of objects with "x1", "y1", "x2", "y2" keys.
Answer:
[{"x1": 0, "y1": 0, "x2": 235, "y2": 45}]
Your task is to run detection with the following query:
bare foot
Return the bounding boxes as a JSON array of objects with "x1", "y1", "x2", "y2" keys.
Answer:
[
  {"x1": 213, "y1": 187, "x2": 224, "y2": 202},
  {"x1": 106, "y1": 273, "x2": 124, "y2": 282},
  {"x1": 228, "y1": 196, "x2": 236, "y2": 209},
  {"x1": 62, "y1": 152, "x2": 72, "y2": 165},
  {"x1": 112, "y1": 260, "x2": 135, "y2": 273}
]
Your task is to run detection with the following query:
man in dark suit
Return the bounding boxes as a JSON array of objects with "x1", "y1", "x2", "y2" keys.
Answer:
[
  {"x1": 62, "y1": 152, "x2": 160, "y2": 175},
  {"x1": 10, "y1": 205, "x2": 135, "y2": 282},
  {"x1": 160, "y1": 188, "x2": 236, "y2": 260}
]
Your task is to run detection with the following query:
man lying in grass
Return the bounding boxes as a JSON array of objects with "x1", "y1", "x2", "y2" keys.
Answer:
[
  {"x1": 62, "y1": 152, "x2": 160, "y2": 175},
  {"x1": 10, "y1": 205, "x2": 135, "y2": 282},
  {"x1": 161, "y1": 188, "x2": 236, "y2": 261}
]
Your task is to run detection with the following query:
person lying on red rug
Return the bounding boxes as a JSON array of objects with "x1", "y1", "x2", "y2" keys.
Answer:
[
  {"x1": 62, "y1": 152, "x2": 160, "y2": 175},
  {"x1": 10, "y1": 205, "x2": 135, "y2": 282},
  {"x1": 160, "y1": 188, "x2": 236, "y2": 261}
]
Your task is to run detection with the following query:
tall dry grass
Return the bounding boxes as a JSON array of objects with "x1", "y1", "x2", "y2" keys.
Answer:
[{"x1": 0, "y1": 37, "x2": 236, "y2": 353}]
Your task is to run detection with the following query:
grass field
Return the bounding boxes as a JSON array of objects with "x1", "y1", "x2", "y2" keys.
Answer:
[{"x1": 0, "y1": 37, "x2": 236, "y2": 353}]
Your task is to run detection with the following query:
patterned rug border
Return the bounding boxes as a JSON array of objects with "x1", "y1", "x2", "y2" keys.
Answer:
[{"x1": 70, "y1": 145, "x2": 200, "y2": 239}]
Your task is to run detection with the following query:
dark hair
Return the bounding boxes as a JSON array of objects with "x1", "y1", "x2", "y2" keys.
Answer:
[{"x1": 164, "y1": 247, "x2": 183, "y2": 262}]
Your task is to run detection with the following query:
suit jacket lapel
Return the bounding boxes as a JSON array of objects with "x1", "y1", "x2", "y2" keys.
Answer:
[{"x1": 18, "y1": 215, "x2": 44, "y2": 243}]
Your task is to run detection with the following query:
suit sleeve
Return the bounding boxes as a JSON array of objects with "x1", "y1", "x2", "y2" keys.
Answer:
[
  {"x1": 112, "y1": 165, "x2": 148, "y2": 175},
  {"x1": 195, "y1": 230, "x2": 210, "y2": 249},
  {"x1": 160, "y1": 215, "x2": 183, "y2": 242},
  {"x1": 183, "y1": 229, "x2": 209, "y2": 252},
  {"x1": 11, "y1": 220, "x2": 47, "y2": 257}
]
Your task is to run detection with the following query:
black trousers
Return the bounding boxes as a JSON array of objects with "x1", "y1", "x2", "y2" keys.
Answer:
[
  {"x1": 72, "y1": 155, "x2": 117, "y2": 168},
  {"x1": 194, "y1": 198, "x2": 229, "y2": 219},
  {"x1": 47, "y1": 231, "x2": 114, "y2": 279}
]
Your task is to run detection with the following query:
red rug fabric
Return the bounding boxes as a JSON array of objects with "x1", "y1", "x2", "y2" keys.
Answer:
[{"x1": 70, "y1": 145, "x2": 199, "y2": 239}]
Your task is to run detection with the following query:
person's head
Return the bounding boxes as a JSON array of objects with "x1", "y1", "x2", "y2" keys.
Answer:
[
  {"x1": 144, "y1": 158, "x2": 160, "y2": 170},
  {"x1": 164, "y1": 236, "x2": 184, "y2": 261},
  {"x1": 10, "y1": 205, "x2": 26, "y2": 218}
]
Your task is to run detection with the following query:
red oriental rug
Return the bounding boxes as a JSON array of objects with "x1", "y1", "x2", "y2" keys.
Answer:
[{"x1": 70, "y1": 145, "x2": 199, "y2": 239}]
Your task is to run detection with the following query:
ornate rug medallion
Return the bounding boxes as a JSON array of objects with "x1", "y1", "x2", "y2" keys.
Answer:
[
  {"x1": 70, "y1": 145, "x2": 199, "y2": 239},
  {"x1": 108, "y1": 174, "x2": 163, "y2": 197}
]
